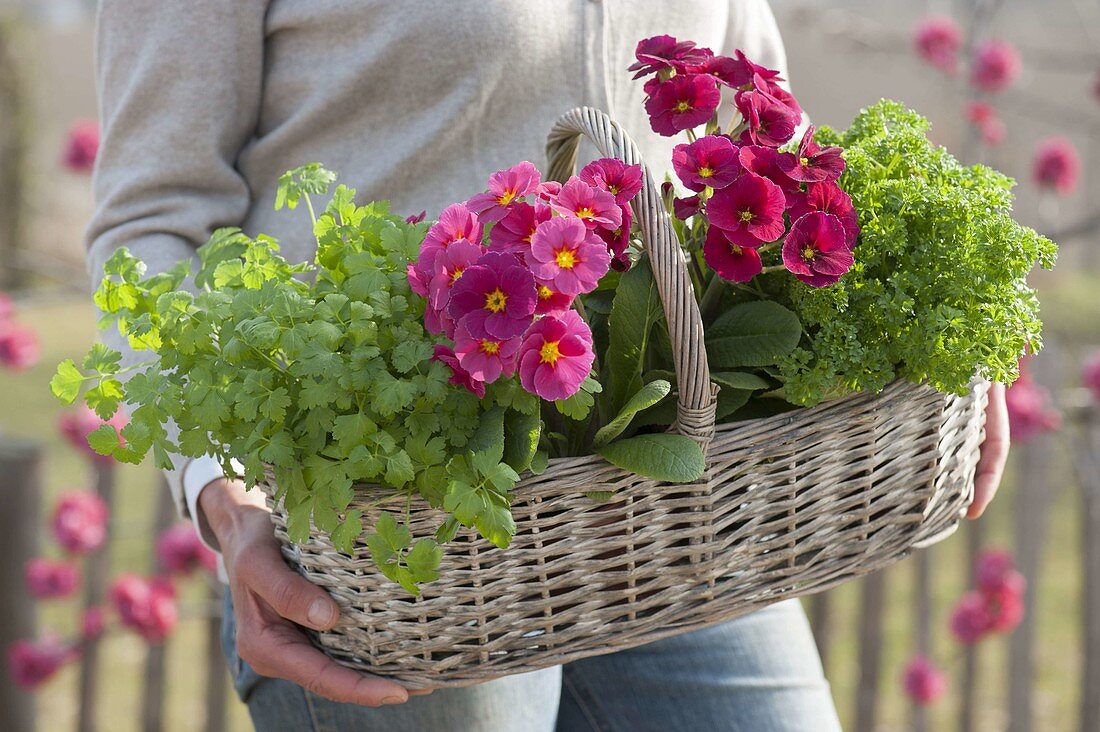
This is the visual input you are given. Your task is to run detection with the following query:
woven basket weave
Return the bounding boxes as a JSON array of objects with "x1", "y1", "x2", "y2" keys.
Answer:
[{"x1": 259, "y1": 108, "x2": 989, "y2": 689}]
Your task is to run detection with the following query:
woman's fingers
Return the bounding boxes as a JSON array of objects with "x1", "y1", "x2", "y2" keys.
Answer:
[
  {"x1": 969, "y1": 381, "x2": 1009, "y2": 519},
  {"x1": 243, "y1": 609, "x2": 409, "y2": 706},
  {"x1": 233, "y1": 538, "x2": 340, "y2": 631}
]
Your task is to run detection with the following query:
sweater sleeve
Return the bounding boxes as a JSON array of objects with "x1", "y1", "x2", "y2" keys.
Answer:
[{"x1": 87, "y1": 0, "x2": 269, "y2": 523}]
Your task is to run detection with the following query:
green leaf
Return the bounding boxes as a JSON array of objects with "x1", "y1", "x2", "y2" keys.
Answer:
[
  {"x1": 329, "y1": 510, "x2": 363, "y2": 554},
  {"x1": 405, "y1": 539, "x2": 442, "y2": 584},
  {"x1": 593, "y1": 379, "x2": 671, "y2": 447},
  {"x1": 475, "y1": 503, "x2": 516, "y2": 549},
  {"x1": 596, "y1": 433, "x2": 705, "y2": 483},
  {"x1": 529, "y1": 450, "x2": 549, "y2": 475},
  {"x1": 705, "y1": 301, "x2": 802, "y2": 369},
  {"x1": 554, "y1": 375, "x2": 602, "y2": 421},
  {"x1": 606, "y1": 259, "x2": 663, "y2": 413},
  {"x1": 502, "y1": 409, "x2": 540, "y2": 473},
  {"x1": 86, "y1": 424, "x2": 122, "y2": 457},
  {"x1": 711, "y1": 371, "x2": 771, "y2": 391},
  {"x1": 467, "y1": 406, "x2": 505, "y2": 463},
  {"x1": 51, "y1": 359, "x2": 85, "y2": 404}
]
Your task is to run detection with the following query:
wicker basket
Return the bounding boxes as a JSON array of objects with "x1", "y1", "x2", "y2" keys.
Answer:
[{"x1": 259, "y1": 108, "x2": 989, "y2": 689}]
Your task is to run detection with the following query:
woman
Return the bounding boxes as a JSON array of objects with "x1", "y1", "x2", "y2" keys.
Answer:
[{"x1": 88, "y1": 2, "x2": 1009, "y2": 729}]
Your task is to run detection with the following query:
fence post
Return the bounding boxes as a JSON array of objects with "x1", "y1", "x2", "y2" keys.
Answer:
[
  {"x1": 809, "y1": 591, "x2": 833, "y2": 673},
  {"x1": 77, "y1": 461, "x2": 116, "y2": 732},
  {"x1": 204, "y1": 583, "x2": 228, "y2": 732},
  {"x1": 854, "y1": 569, "x2": 886, "y2": 732},
  {"x1": 910, "y1": 549, "x2": 932, "y2": 732},
  {"x1": 959, "y1": 520, "x2": 985, "y2": 732},
  {"x1": 1074, "y1": 400, "x2": 1100, "y2": 732},
  {"x1": 0, "y1": 21, "x2": 27, "y2": 291},
  {"x1": 141, "y1": 480, "x2": 175, "y2": 732},
  {"x1": 0, "y1": 439, "x2": 42, "y2": 732},
  {"x1": 1007, "y1": 351, "x2": 1060, "y2": 732}
]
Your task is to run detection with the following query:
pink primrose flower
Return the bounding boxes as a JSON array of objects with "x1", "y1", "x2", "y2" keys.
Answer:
[
  {"x1": 777, "y1": 125, "x2": 846, "y2": 183},
  {"x1": 0, "y1": 321, "x2": 40, "y2": 370},
  {"x1": 950, "y1": 591, "x2": 993, "y2": 645},
  {"x1": 707, "y1": 172, "x2": 787, "y2": 246},
  {"x1": 672, "y1": 135, "x2": 743, "y2": 192},
  {"x1": 703, "y1": 226, "x2": 763, "y2": 283},
  {"x1": 644, "y1": 74, "x2": 721, "y2": 137},
  {"x1": 628, "y1": 35, "x2": 711, "y2": 79},
  {"x1": 467, "y1": 162, "x2": 541, "y2": 222},
  {"x1": 528, "y1": 216, "x2": 611, "y2": 297},
  {"x1": 787, "y1": 181, "x2": 860, "y2": 246},
  {"x1": 738, "y1": 145, "x2": 799, "y2": 195},
  {"x1": 156, "y1": 523, "x2": 216, "y2": 576},
  {"x1": 453, "y1": 322, "x2": 521, "y2": 384},
  {"x1": 8, "y1": 637, "x2": 75, "y2": 689},
  {"x1": 518, "y1": 310, "x2": 595, "y2": 401},
  {"x1": 579, "y1": 158, "x2": 643, "y2": 205},
  {"x1": 427, "y1": 239, "x2": 484, "y2": 313},
  {"x1": 735, "y1": 76, "x2": 799, "y2": 148},
  {"x1": 110, "y1": 574, "x2": 178, "y2": 643},
  {"x1": 58, "y1": 406, "x2": 128, "y2": 464},
  {"x1": 447, "y1": 251, "x2": 536, "y2": 341},
  {"x1": 489, "y1": 202, "x2": 552, "y2": 257},
  {"x1": 551, "y1": 178, "x2": 623, "y2": 231},
  {"x1": 62, "y1": 119, "x2": 99, "y2": 173},
  {"x1": 781, "y1": 212, "x2": 854, "y2": 288},
  {"x1": 433, "y1": 344, "x2": 485, "y2": 398},
  {"x1": 1005, "y1": 371, "x2": 1061, "y2": 442},
  {"x1": 1082, "y1": 350, "x2": 1100, "y2": 403}
]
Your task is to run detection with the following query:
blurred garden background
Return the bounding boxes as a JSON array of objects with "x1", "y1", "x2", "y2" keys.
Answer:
[{"x1": 1, "y1": 0, "x2": 1099, "y2": 730}]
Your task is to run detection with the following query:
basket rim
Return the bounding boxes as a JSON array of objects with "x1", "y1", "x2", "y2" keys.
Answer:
[{"x1": 259, "y1": 378, "x2": 942, "y2": 506}]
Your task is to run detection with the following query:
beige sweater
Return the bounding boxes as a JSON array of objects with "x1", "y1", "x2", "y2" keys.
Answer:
[{"x1": 88, "y1": 0, "x2": 789, "y2": 540}]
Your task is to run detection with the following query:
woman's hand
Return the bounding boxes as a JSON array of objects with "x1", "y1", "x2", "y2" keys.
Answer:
[
  {"x1": 199, "y1": 478, "x2": 414, "y2": 706},
  {"x1": 968, "y1": 382, "x2": 1009, "y2": 519}
]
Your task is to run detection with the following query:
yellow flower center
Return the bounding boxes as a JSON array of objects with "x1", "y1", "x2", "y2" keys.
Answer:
[
  {"x1": 497, "y1": 189, "x2": 518, "y2": 206},
  {"x1": 799, "y1": 156, "x2": 810, "y2": 167},
  {"x1": 538, "y1": 285, "x2": 555, "y2": 301},
  {"x1": 484, "y1": 288, "x2": 508, "y2": 313},
  {"x1": 555, "y1": 248, "x2": 578, "y2": 269},
  {"x1": 739, "y1": 209, "x2": 754, "y2": 222},
  {"x1": 675, "y1": 100, "x2": 692, "y2": 112},
  {"x1": 450, "y1": 267, "x2": 464, "y2": 284},
  {"x1": 698, "y1": 166, "x2": 714, "y2": 178},
  {"x1": 540, "y1": 340, "x2": 562, "y2": 365},
  {"x1": 608, "y1": 184, "x2": 620, "y2": 194},
  {"x1": 729, "y1": 243, "x2": 743, "y2": 256},
  {"x1": 802, "y1": 246, "x2": 816, "y2": 262},
  {"x1": 575, "y1": 207, "x2": 595, "y2": 220},
  {"x1": 479, "y1": 340, "x2": 500, "y2": 355}
]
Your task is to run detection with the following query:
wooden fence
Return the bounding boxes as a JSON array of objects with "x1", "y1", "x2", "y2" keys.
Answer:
[{"x1": 0, "y1": 453, "x2": 230, "y2": 732}]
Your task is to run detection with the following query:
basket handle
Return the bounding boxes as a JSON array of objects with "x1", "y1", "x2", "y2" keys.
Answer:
[{"x1": 545, "y1": 107, "x2": 718, "y2": 445}]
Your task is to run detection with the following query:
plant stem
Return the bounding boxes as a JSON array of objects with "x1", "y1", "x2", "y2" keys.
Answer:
[
  {"x1": 698, "y1": 274, "x2": 728, "y2": 321},
  {"x1": 303, "y1": 192, "x2": 318, "y2": 229}
]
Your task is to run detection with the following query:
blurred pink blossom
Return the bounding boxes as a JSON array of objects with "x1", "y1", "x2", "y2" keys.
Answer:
[
  {"x1": 1032, "y1": 136, "x2": 1081, "y2": 194},
  {"x1": 913, "y1": 16, "x2": 962, "y2": 73},
  {"x1": 110, "y1": 574, "x2": 178, "y2": 643},
  {"x1": 51, "y1": 490, "x2": 109, "y2": 555},
  {"x1": 975, "y1": 549, "x2": 1016, "y2": 594},
  {"x1": 902, "y1": 654, "x2": 947, "y2": 705},
  {"x1": 7, "y1": 637, "x2": 75, "y2": 689},
  {"x1": 23, "y1": 557, "x2": 81, "y2": 599},
  {"x1": 965, "y1": 102, "x2": 1006, "y2": 147},
  {"x1": 0, "y1": 321, "x2": 40, "y2": 370},
  {"x1": 58, "y1": 405, "x2": 128, "y2": 463},
  {"x1": 62, "y1": 119, "x2": 99, "y2": 173},
  {"x1": 984, "y1": 569, "x2": 1027, "y2": 634},
  {"x1": 156, "y1": 523, "x2": 217, "y2": 576},
  {"x1": 1005, "y1": 367, "x2": 1061, "y2": 443},
  {"x1": 1083, "y1": 351, "x2": 1100, "y2": 403},
  {"x1": 81, "y1": 607, "x2": 106, "y2": 641},
  {"x1": 970, "y1": 40, "x2": 1021, "y2": 93},
  {"x1": 950, "y1": 591, "x2": 992, "y2": 645}
]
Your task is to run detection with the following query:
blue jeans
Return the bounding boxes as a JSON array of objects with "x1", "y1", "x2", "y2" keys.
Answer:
[{"x1": 221, "y1": 595, "x2": 840, "y2": 731}]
